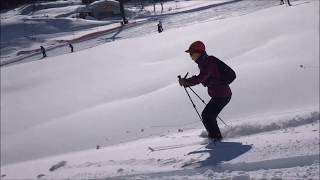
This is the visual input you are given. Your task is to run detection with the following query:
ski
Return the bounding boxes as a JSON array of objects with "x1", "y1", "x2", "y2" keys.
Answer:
[{"x1": 148, "y1": 140, "x2": 209, "y2": 152}]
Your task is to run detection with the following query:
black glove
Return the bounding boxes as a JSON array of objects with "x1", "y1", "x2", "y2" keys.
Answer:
[{"x1": 179, "y1": 78, "x2": 189, "y2": 87}]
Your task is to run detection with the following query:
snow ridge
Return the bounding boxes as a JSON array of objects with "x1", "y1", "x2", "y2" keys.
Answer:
[{"x1": 223, "y1": 111, "x2": 319, "y2": 138}]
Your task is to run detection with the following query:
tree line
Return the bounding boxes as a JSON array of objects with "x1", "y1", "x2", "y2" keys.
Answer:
[
  {"x1": 1, "y1": 0, "x2": 168, "y2": 10},
  {"x1": 1, "y1": 0, "x2": 55, "y2": 10}
]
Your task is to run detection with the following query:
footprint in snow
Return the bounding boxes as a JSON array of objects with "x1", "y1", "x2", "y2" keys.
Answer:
[
  {"x1": 117, "y1": 168, "x2": 124, "y2": 173},
  {"x1": 49, "y1": 161, "x2": 67, "y2": 171},
  {"x1": 37, "y1": 174, "x2": 45, "y2": 179}
]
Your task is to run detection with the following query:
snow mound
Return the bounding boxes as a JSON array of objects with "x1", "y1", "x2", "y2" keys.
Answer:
[{"x1": 223, "y1": 111, "x2": 319, "y2": 138}]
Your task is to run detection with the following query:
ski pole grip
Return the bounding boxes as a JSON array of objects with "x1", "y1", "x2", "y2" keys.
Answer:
[
  {"x1": 178, "y1": 72, "x2": 188, "y2": 80},
  {"x1": 184, "y1": 72, "x2": 189, "y2": 79},
  {"x1": 178, "y1": 75, "x2": 183, "y2": 86}
]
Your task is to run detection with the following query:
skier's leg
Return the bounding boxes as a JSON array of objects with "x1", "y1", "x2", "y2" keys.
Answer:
[
  {"x1": 211, "y1": 97, "x2": 231, "y2": 140},
  {"x1": 201, "y1": 99, "x2": 215, "y2": 138},
  {"x1": 287, "y1": 0, "x2": 291, "y2": 6},
  {"x1": 201, "y1": 97, "x2": 231, "y2": 139},
  {"x1": 202, "y1": 98, "x2": 221, "y2": 138}
]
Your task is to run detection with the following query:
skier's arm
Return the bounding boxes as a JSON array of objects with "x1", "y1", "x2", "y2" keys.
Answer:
[{"x1": 185, "y1": 65, "x2": 211, "y2": 86}]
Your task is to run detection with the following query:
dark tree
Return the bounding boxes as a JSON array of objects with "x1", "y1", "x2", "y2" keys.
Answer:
[
  {"x1": 0, "y1": 0, "x2": 48, "y2": 10},
  {"x1": 139, "y1": 0, "x2": 144, "y2": 9},
  {"x1": 119, "y1": 0, "x2": 128, "y2": 24},
  {"x1": 81, "y1": 0, "x2": 94, "y2": 5},
  {"x1": 160, "y1": 0, "x2": 163, "y2": 13}
]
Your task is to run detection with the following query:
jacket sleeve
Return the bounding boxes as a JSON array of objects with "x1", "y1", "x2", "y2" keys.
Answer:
[{"x1": 185, "y1": 64, "x2": 211, "y2": 86}]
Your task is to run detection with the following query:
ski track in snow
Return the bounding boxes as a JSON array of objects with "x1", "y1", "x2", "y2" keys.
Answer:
[
  {"x1": 59, "y1": 122, "x2": 320, "y2": 179},
  {"x1": 1, "y1": 111, "x2": 319, "y2": 179}
]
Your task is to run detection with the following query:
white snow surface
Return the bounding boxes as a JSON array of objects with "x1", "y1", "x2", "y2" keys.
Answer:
[
  {"x1": 1, "y1": 0, "x2": 319, "y2": 179},
  {"x1": 1, "y1": 113, "x2": 320, "y2": 179}
]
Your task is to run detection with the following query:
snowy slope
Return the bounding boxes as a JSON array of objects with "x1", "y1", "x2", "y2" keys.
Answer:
[
  {"x1": 0, "y1": 4, "x2": 116, "y2": 62},
  {"x1": 1, "y1": 111, "x2": 319, "y2": 179},
  {"x1": 1, "y1": 0, "x2": 279, "y2": 66},
  {"x1": 1, "y1": 0, "x2": 319, "y2": 179},
  {"x1": 0, "y1": 0, "x2": 234, "y2": 64}
]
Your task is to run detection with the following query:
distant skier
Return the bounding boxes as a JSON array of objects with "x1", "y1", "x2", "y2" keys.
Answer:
[
  {"x1": 40, "y1": 46, "x2": 47, "y2": 58},
  {"x1": 179, "y1": 41, "x2": 235, "y2": 141},
  {"x1": 157, "y1": 20, "x2": 163, "y2": 33},
  {"x1": 286, "y1": 0, "x2": 292, "y2": 6},
  {"x1": 280, "y1": 0, "x2": 291, "y2": 6},
  {"x1": 68, "y1": 42, "x2": 74, "y2": 53}
]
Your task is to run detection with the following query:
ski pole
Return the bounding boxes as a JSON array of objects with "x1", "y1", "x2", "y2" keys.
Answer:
[
  {"x1": 182, "y1": 73, "x2": 206, "y2": 104},
  {"x1": 187, "y1": 87, "x2": 206, "y2": 105},
  {"x1": 178, "y1": 75, "x2": 203, "y2": 122}
]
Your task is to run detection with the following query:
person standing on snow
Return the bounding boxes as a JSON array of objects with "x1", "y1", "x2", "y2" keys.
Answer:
[
  {"x1": 178, "y1": 41, "x2": 233, "y2": 141},
  {"x1": 286, "y1": 0, "x2": 292, "y2": 6},
  {"x1": 40, "y1": 46, "x2": 47, "y2": 58},
  {"x1": 280, "y1": 0, "x2": 291, "y2": 6},
  {"x1": 68, "y1": 42, "x2": 74, "y2": 53},
  {"x1": 157, "y1": 20, "x2": 163, "y2": 33}
]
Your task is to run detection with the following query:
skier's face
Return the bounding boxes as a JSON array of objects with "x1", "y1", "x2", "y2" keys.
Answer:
[{"x1": 189, "y1": 52, "x2": 201, "y2": 62}]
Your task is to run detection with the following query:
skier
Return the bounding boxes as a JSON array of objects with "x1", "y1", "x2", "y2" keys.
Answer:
[
  {"x1": 280, "y1": 0, "x2": 284, "y2": 5},
  {"x1": 280, "y1": 0, "x2": 291, "y2": 6},
  {"x1": 286, "y1": 0, "x2": 292, "y2": 6},
  {"x1": 40, "y1": 46, "x2": 47, "y2": 58},
  {"x1": 68, "y1": 42, "x2": 74, "y2": 53},
  {"x1": 157, "y1": 20, "x2": 163, "y2": 33},
  {"x1": 178, "y1": 41, "x2": 234, "y2": 141}
]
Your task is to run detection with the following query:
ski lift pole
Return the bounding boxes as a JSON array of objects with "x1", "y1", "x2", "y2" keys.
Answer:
[{"x1": 178, "y1": 75, "x2": 203, "y2": 122}]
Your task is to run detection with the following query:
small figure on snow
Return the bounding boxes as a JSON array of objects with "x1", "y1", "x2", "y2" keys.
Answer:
[
  {"x1": 40, "y1": 46, "x2": 47, "y2": 58},
  {"x1": 179, "y1": 41, "x2": 234, "y2": 142},
  {"x1": 157, "y1": 20, "x2": 163, "y2": 33},
  {"x1": 280, "y1": 0, "x2": 284, "y2": 5},
  {"x1": 68, "y1": 42, "x2": 74, "y2": 53},
  {"x1": 280, "y1": 0, "x2": 291, "y2": 6}
]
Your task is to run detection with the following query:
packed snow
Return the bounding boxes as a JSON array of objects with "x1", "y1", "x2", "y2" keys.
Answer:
[
  {"x1": 1, "y1": 112, "x2": 319, "y2": 179},
  {"x1": 1, "y1": 0, "x2": 319, "y2": 179}
]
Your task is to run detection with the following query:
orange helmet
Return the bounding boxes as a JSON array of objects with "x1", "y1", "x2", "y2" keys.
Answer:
[{"x1": 185, "y1": 41, "x2": 206, "y2": 54}]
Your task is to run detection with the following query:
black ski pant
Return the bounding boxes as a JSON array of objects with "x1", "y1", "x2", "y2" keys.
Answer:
[
  {"x1": 280, "y1": 0, "x2": 291, "y2": 6},
  {"x1": 287, "y1": 0, "x2": 291, "y2": 6},
  {"x1": 201, "y1": 96, "x2": 231, "y2": 139},
  {"x1": 280, "y1": 0, "x2": 284, "y2": 5}
]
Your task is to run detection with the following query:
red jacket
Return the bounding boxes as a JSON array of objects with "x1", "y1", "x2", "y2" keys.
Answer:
[{"x1": 186, "y1": 54, "x2": 232, "y2": 98}]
